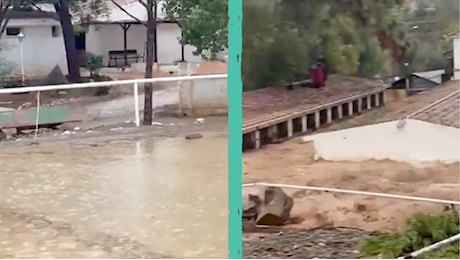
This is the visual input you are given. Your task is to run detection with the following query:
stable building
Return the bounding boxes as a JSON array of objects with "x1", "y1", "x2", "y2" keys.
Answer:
[{"x1": 302, "y1": 80, "x2": 460, "y2": 164}]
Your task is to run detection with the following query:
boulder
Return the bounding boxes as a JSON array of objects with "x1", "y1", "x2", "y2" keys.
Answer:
[
  {"x1": 243, "y1": 186, "x2": 294, "y2": 226},
  {"x1": 243, "y1": 193, "x2": 261, "y2": 220}
]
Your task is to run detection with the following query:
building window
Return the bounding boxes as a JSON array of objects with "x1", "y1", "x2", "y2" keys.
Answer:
[
  {"x1": 51, "y1": 26, "x2": 60, "y2": 37},
  {"x1": 6, "y1": 27, "x2": 21, "y2": 36}
]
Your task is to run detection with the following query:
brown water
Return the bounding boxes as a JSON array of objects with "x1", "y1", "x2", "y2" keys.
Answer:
[{"x1": 0, "y1": 136, "x2": 227, "y2": 258}]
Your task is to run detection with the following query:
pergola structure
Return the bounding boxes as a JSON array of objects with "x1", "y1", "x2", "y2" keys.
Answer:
[{"x1": 88, "y1": 0, "x2": 184, "y2": 66}]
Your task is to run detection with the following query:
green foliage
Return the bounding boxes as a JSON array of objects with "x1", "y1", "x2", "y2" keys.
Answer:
[
  {"x1": 163, "y1": 0, "x2": 227, "y2": 59},
  {"x1": 360, "y1": 211, "x2": 459, "y2": 259},
  {"x1": 242, "y1": 0, "x2": 459, "y2": 91},
  {"x1": 85, "y1": 52, "x2": 103, "y2": 77},
  {"x1": 402, "y1": 0, "x2": 459, "y2": 72},
  {"x1": 242, "y1": 0, "x2": 399, "y2": 90}
]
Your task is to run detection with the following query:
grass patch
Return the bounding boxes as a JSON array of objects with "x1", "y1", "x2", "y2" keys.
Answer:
[{"x1": 360, "y1": 211, "x2": 459, "y2": 258}]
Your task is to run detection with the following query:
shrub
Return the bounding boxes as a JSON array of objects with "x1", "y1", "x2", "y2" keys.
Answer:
[
  {"x1": 85, "y1": 52, "x2": 103, "y2": 77},
  {"x1": 360, "y1": 211, "x2": 459, "y2": 258}
]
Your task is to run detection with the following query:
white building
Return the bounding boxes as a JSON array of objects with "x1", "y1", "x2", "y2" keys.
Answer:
[
  {"x1": 0, "y1": 10, "x2": 68, "y2": 76},
  {"x1": 84, "y1": 0, "x2": 203, "y2": 66},
  {"x1": 303, "y1": 81, "x2": 460, "y2": 164},
  {"x1": 453, "y1": 33, "x2": 460, "y2": 80}
]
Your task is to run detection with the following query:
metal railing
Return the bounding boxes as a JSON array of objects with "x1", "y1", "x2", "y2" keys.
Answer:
[{"x1": 0, "y1": 74, "x2": 228, "y2": 136}]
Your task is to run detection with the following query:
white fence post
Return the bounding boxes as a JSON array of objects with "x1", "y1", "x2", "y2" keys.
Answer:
[
  {"x1": 133, "y1": 82, "x2": 140, "y2": 127},
  {"x1": 34, "y1": 91, "x2": 40, "y2": 139}
]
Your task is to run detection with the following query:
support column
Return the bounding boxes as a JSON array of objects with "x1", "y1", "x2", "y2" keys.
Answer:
[
  {"x1": 326, "y1": 108, "x2": 332, "y2": 123},
  {"x1": 119, "y1": 23, "x2": 132, "y2": 66},
  {"x1": 287, "y1": 119, "x2": 293, "y2": 137},
  {"x1": 357, "y1": 99, "x2": 363, "y2": 112},
  {"x1": 338, "y1": 105, "x2": 343, "y2": 119},
  {"x1": 268, "y1": 125, "x2": 278, "y2": 142},
  {"x1": 314, "y1": 111, "x2": 320, "y2": 129},
  {"x1": 375, "y1": 93, "x2": 380, "y2": 107},
  {"x1": 348, "y1": 102, "x2": 353, "y2": 116},
  {"x1": 254, "y1": 130, "x2": 261, "y2": 149},
  {"x1": 301, "y1": 115, "x2": 307, "y2": 132},
  {"x1": 367, "y1": 96, "x2": 372, "y2": 109}
]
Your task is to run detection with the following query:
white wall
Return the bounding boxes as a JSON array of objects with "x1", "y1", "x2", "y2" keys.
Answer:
[
  {"x1": 179, "y1": 77, "x2": 227, "y2": 116},
  {"x1": 453, "y1": 36, "x2": 460, "y2": 80},
  {"x1": 303, "y1": 119, "x2": 460, "y2": 163},
  {"x1": 1, "y1": 18, "x2": 68, "y2": 76},
  {"x1": 85, "y1": 23, "x2": 202, "y2": 66}
]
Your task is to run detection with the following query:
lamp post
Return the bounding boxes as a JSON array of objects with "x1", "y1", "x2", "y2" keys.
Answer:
[
  {"x1": 404, "y1": 62, "x2": 410, "y2": 93},
  {"x1": 17, "y1": 31, "x2": 25, "y2": 86}
]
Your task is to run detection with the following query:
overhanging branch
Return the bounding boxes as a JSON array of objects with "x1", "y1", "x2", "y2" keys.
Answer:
[
  {"x1": 0, "y1": 0, "x2": 14, "y2": 39},
  {"x1": 110, "y1": 0, "x2": 146, "y2": 26},
  {"x1": 136, "y1": 0, "x2": 147, "y2": 9}
]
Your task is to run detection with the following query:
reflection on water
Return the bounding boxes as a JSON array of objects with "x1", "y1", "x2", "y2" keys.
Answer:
[{"x1": 0, "y1": 136, "x2": 228, "y2": 258}]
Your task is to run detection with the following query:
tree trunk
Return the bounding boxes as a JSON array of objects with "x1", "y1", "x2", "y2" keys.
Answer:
[
  {"x1": 54, "y1": 0, "x2": 81, "y2": 83},
  {"x1": 153, "y1": 1, "x2": 158, "y2": 63},
  {"x1": 180, "y1": 28, "x2": 185, "y2": 61},
  {"x1": 143, "y1": 0, "x2": 155, "y2": 125}
]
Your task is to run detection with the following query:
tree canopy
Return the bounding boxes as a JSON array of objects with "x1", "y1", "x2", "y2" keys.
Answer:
[
  {"x1": 163, "y1": 0, "x2": 227, "y2": 59},
  {"x1": 243, "y1": 0, "x2": 459, "y2": 91}
]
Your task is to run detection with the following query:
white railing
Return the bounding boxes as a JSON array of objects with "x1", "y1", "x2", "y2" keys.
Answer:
[
  {"x1": 0, "y1": 74, "x2": 228, "y2": 135},
  {"x1": 242, "y1": 182, "x2": 460, "y2": 205},
  {"x1": 398, "y1": 233, "x2": 460, "y2": 259}
]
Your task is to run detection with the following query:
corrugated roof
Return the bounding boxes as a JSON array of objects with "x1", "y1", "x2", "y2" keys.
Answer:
[
  {"x1": 412, "y1": 69, "x2": 445, "y2": 84},
  {"x1": 379, "y1": 80, "x2": 460, "y2": 127},
  {"x1": 3, "y1": 9, "x2": 59, "y2": 20},
  {"x1": 411, "y1": 91, "x2": 459, "y2": 128},
  {"x1": 320, "y1": 80, "x2": 460, "y2": 132}
]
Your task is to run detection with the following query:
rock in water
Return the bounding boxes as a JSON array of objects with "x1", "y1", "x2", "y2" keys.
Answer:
[
  {"x1": 256, "y1": 186, "x2": 293, "y2": 226},
  {"x1": 243, "y1": 193, "x2": 262, "y2": 220},
  {"x1": 243, "y1": 186, "x2": 294, "y2": 226}
]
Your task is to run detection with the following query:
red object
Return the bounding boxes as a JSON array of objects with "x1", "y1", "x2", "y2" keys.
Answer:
[{"x1": 311, "y1": 66, "x2": 325, "y2": 88}]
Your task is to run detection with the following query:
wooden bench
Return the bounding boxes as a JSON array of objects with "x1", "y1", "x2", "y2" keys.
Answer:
[{"x1": 108, "y1": 49, "x2": 143, "y2": 67}]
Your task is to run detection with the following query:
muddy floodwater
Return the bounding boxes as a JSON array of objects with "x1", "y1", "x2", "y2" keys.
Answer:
[{"x1": 0, "y1": 134, "x2": 227, "y2": 258}]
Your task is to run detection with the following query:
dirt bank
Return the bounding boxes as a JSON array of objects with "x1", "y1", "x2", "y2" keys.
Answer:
[
  {"x1": 243, "y1": 139, "x2": 459, "y2": 232},
  {"x1": 242, "y1": 138, "x2": 459, "y2": 258}
]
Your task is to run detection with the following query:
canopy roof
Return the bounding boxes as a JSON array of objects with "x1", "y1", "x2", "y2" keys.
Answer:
[{"x1": 92, "y1": 0, "x2": 168, "y2": 24}]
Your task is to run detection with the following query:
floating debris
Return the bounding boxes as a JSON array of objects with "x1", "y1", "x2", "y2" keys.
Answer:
[
  {"x1": 152, "y1": 122, "x2": 164, "y2": 126},
  {"x1": 185, "y1": 133, "x2": 203, "y2": 140}
]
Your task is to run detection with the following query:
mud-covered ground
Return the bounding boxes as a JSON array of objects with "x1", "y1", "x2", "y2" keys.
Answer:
[
  {"x1": 243, "y1": 139, "x2": 459, "y2": 258},
  {"x1": 0, "y1": 116, "x2": 228, "y2": 258},
  {"x1": 0, "y1": 207, "x2": 168, "y2": 259},
  {"x1": 0, "y1": 116, "x2": 227, "y2": 147}
]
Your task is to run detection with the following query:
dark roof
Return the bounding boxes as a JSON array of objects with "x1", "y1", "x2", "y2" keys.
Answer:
[
  {"x1": 378, "y1": 80, "x2": 460, "y2": 126},
  {"x1": 390, "y1": 70, "x2": 445, "y2": 89},
  {"x1": 4, "y1": 9, "x2": 59, "y2": 20},
  {"x1": 412, "y1": 91, "x2": 459, "y2": 128},
  {"x1": 319, "y1": 80, "x2": 460, "y2": 132}
]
